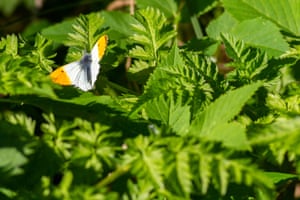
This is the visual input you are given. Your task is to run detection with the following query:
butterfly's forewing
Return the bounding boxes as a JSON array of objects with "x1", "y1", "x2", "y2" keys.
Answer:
[
  {"x1": 50, "y1": 62, "x2": 80, "y2": 85},
  {"x1": 90, "y1": 35, "x2": 108, "y2": 85}
]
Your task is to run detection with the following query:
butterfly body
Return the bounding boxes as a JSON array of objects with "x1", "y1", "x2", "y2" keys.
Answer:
[{"x1": 50, "y1": 35, "x2": 108, "y2": 91}]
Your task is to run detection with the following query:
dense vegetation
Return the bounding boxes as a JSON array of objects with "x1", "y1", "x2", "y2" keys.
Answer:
[{"x1": 1, "y1": 0, "x2": 300, "y2": 199}]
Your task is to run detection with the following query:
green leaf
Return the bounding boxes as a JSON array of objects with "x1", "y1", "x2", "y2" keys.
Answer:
[
  {"x1": 221, "y1": 33, "x2": 272, "y2": 83},
  {"x1": 41, "y1": 18, "x2": 74, "y2": 44},
  {"x1": 64, "y1": 12, "x2": 106, "y2": 62},
  {"x1": 145, "y1": 93, "x2": 191, "y2": 134},
  {"x1": 204, "y1": 122, "x2": 250, "y2": 150},
  {"x1": 208, "y1": 14, "x2": 289, "y2": 56},
  {"x1": 0, "y1": 187, "x2": 16, "y2": 198},
  {"x1": 250, "y1": 117, "x2": 300, "y2": 165},
  {"x1": 0, "y1": 34, "x2": 18, "y2": 57},
  {"x1": 131, "y1": 44, "x2": 218, "y2": 118},
  {"x1": 102, "y1": 11, "x2": 138, "y2": 37},
  {"x1": 206, "y1": 11, "x2": 238, "y2": 39},
  {"x1": 26, "y1": 33, "x2": 56, "y2": 72},
  {"x1": 126, "y1": 135, "x2": 165, "y2": 189},
  {"x1": 175, "y1": 151, "x2": 192, "y2": 196},
  {"x1": 223, "y1": 0, "x2": 300, "y2": 36},
  {"x1": 191, "y1": 82, "x2": 262, "y2": 135},
  {"x1": 0, "y1": 0, "x2": 19, "y2": 16},
  {"x1": 264, "y1": 172, "x2": 298, "y2": 184},
  {"x1": 129, "y1": 7, "x2": 177, "y2": 63},
  {"x1": 0, "y1": 147, "x2": 28, "y2": 176},
  {"x1": 136, "y1": 0, "x2": 177, "y2": 18},
  {"x1": 231, "y1": 18, "x2": 289, "y2": 57}
]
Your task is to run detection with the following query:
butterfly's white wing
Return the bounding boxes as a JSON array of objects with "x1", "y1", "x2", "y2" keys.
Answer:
[{"x1": 63, "y1": 61, "x2": 92, "y2": 91}]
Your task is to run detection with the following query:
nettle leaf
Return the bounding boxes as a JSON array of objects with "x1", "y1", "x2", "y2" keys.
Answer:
[
  {"x1": 191, "y1": 82, "x2": 262, "y2": 136},
  {"x1": 129, "y1": 7, "x2": 177, "y2": 64},
  {"x1": 145, "y1": 93, "x2": 191, "y2": 135},
  {"x1": 230, "y1": 18, "x2": 289, "y2": 57},
  {"x1": 102, "y1": 11, "x2": 138, "y2": 37},
  {"x1": 206, "y1": 11, "x2": 238, "y2": 40},
  {"x1": 204, "y1": 122, "x2": 250, "y2": 151},
  {"x1": 207, "y1": 15, "x2": 289, "y2": 57},
  {"x1": 223, "y1": 0, "x2": 300, "y2": 36}
]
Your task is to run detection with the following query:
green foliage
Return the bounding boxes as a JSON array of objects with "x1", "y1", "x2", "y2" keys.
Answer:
[
  {"x1": 207, "y1": 15, "x2": 289, "y2": 57},
  {"x1": 128, "y1": 7, "x2": 177, "y2": 68},
  {"x1": 0, "y1": 34, "x2": 56, "y2": 96},
  {"x1": 223, "y1": 0, "x2": 300, "y2": 36},
  {"x1": 1, "y1": 0, "x2": 300, "y2": 199}
]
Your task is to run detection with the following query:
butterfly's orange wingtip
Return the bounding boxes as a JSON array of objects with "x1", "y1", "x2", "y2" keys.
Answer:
[
  {"x1": 50, "y1": 67, "x2": 72, "y2": 85},
  {"x1": 97, "y1": 35, "x2": 108, "y2": 59}
]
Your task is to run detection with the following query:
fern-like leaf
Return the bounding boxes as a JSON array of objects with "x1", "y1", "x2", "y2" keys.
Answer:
[
  {"x1": 65, "y1": 13, "x2": 105, "y2": 62},
  {"x1": 131, "y1": 45, "x2": 218, "y2": 121},
  {"x1": 124, "y1": 135, "x2": 165, "y2": 189},
  {"x1": 129, "y1": 7, "x2": 177, "y2": 65},
  {"x1": 221, "y1": 33, "x2": 271, "y2": 85}
]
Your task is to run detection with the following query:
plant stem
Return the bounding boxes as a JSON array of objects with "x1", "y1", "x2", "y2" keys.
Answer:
[
  {"x1": 190, "y1": 15, "x2": 203, "y2": 39},
  {"x1": 96, "y1": 164, "x2": 130, "y2": 188}
]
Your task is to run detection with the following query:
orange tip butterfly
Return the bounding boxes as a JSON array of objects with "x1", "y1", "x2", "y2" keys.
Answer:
[{"x1": 50, "y1": 35, "x2": 108, "y2": 91}]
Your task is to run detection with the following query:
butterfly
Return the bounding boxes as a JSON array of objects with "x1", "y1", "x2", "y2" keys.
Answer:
[{"x1": 50, "y1": 35, "x2": 108, "y2": 91}]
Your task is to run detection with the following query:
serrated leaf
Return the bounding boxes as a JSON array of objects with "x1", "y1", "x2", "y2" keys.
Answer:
[
  {"x1": 223, "y1": 0, "x2": 300, "y2": 36},
  {"x1": 204, "y1": 122, "x2": 250, "y2": 150},
  {"x1": 206, "y1": 11, "x2": 238, "y2": 39},
  {"x1": 231, "y1": 18, "x2": 289, "y2": 56},
  {"x1": 191, "y1": 82, "x2": 262, "y2": 135},
  {"x1": 208, "y1": 15, "x2": 289, "y2": 57},
  {"x1": 220, "y1": 33, "x2": 245, "y2": 60},
  {"x1": 145, "y1": 94, "x2": 191, "y2": 134}
]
